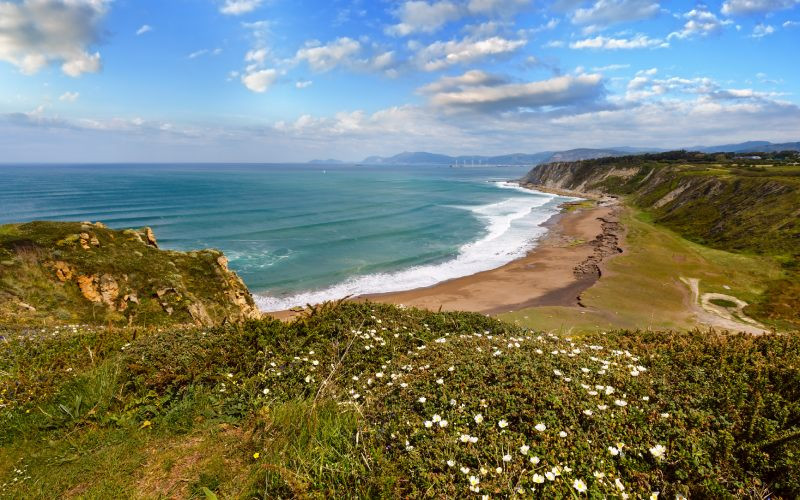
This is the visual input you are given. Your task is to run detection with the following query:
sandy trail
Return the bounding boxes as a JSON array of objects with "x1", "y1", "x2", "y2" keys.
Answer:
[{"x1": 680, "y1": 277, "x2": 767, "y2": 335}]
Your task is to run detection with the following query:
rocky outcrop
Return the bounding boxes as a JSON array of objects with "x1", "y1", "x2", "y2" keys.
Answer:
[{"x1": 144, "y1": 227, "x2": 158, "y2": 248}]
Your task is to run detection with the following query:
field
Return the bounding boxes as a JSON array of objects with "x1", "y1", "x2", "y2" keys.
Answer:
[
  {"x1": 2, "y1": 303, "x2": 799, "y2": 498},
  {"x1": 500, "y1": 208, "x2": 784, "y2": 334}
]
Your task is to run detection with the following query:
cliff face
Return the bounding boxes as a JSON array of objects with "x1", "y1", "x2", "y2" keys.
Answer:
[
  {"x1": 0, "y1": 221, "x2": 261, "y2": 326},
  {"x1": 521, "y1": 154, "x2": 800, "y2": 255}
]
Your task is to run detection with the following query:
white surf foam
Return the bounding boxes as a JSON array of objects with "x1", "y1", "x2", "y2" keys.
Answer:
[{"x1": 255, "y1": 184, "x2": 562, "y2": 311}]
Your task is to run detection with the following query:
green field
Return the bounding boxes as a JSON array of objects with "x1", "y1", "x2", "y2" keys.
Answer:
[{"x1": 500, "y1": 208, "x2": 784, "y2": 334}]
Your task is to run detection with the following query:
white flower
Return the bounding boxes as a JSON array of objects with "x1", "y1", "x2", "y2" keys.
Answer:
[
  {"x1": 614, "y1": 399, "x2": 628, "y2": 407},
  {"x1": 498, "y1": 419, "x2": 508, "y2": 428},
  {"x1": 559, "y1": 431, "x2": 567, "y2": 438},
  {"x1": 649, "y1": 444, "x2": 666, "y2": 460},
  {"x1": 449, "y1": 399, "x2": 456, "y2": 406},
  {"x1": 660, "y1": 412, "x2": 670, "y2": 418},
  {"x1": 615, "y1": 478, "x2": 625, "y2": 491},
  {"x1": 436, "y1": 378, "x2": 444, "y2": 385},
  {"x1": 553, "y1": 369, "x2": 562, "y2": 376},
  {"x1": 460, "y1": 434, "x2": 470, "y2": 443},
  {"x1": 642, "y1": 396, "x2": 650, "y2": 401},
  {"x1": 593, "y1": 471, "x2": 605, "y2": 479},
  {"x1": 424, "y1": 421, "x2": 433, "y2": 428},
  {"x1": 630, "y1": 369, "x2": 640, "y2": 376},
  {"x1": 532, "y1": 473, "x2": 545, "y2": 484},
  {"x1": 469, "y1": 476, "x2": 480, "y2": 486},
  {"x1": 535, "y1": 423, "x2": 546, "y2": 432},
  {"x1": 573, "y1": 479, "x2": 587, "y2": 493},
  {"x1": 598, "y1": 404, "x2": 608, "y2": 410},
  {"x1": 474, "y1": 414, "x2": 484, "y2": 424},
  {"x1": 262, "y1": 388, "x2": 269, "y2": 395},
  {"x1": 447, "y1": 460, "x2": 455, "y2": 467},
  {"x1": 432, "y1": 414, "x2": 442, "y2": 423},
  {"x1": 605, "y1": 386, "x2": 615, "y2": 395},
  {"x1": 530, "y1": 456, "x2": 540, "y2": 465},
  {"x1": 480, "y1": 467, "x2": 488, "y2": 475},
  {"x1": 304, "y1": 375, "x2": 312, "y2": 383},
  {"x1": 376, "y1": 372, "x2": 384, "y2": 378},
  {"x1": 469, "y1": 436, "x2": 478, "y2": 443},
  {"x1": 608, "y1": 446, "x2": 619, "y2": 456},
  {"x1": 545, "y1": 471, "x2": 556, "y2": 481},
  {"x1": 439, "y1": 419, "x2": 448, "y2": 428},
  {"x1": 583, "y1": 409, "x2": 593, "y2": 416},
  {"x1": 448, "y1": 365, "x2": 455, "y2": 372},
  {"x1": 418, "y1": 396, "x2": 427, "y2": 403},
  {"x1": 352, "y1": 393, "x2": 360, "y2": 399},
  {"x1": 460, "y1": 466, "x2": 470, "y2": 474},
  {"x1": 520, "y1": 444, "x2": 530, "y2": 455},
  {"x1": 650, "y1": 493, "x2": 659, "y2": 500},
  {"x1": 502, "y1": 454, "x2": 511, "y2": 462}
]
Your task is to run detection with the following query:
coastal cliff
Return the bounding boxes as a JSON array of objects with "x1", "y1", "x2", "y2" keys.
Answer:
[
  {"x1": 0, "y1": 221, "x2": 260, "y2": 326},
  {"x1": 521, "y1": 151, "x2": 800, "y2": 327}
]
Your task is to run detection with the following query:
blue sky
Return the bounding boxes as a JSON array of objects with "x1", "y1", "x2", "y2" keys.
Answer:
[{"x1": 1, "y1": 0, "x2": 799, "y2": 162}]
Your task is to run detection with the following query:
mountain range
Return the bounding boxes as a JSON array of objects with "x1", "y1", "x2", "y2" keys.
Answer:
[{"x1": 308, "y1": 141, "x2": 800, "y2": 166}]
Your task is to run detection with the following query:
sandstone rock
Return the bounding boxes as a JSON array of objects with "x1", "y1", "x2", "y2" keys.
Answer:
[
  {"x1": 123, "y1": 293, "x2": 139, "y2": 304},
  {"x1": 217, "y1": 255, "x2": 229, "y2": 271},
  {"x1": 18, "y1": 301, "x2": 36, "y2": 312},
  {"x1": 123, "y1": 229, "x2": 144, "y2": 244},
  {"x1": 53, "y1": 261, "x2": 73, "y2": 281},
  {"x1": 188, "y1": 302, "x2": 213, "y2": 326},
  {"x1": 144, "y1": 227, "x2": 158, "y2": 248},
  {"x1": 77, "y1": 275, "x2": 102, "y2": 302},
  {"x1": 99, "y1": 274, "x2": 119, "y2": 305},
  {"x1": 79, "y1": 233, "x2": 91, "y2": 250},
  {"x1": 90, "y1": 236, "x2": 100, "y2": 247},
  {"x1": 156, "y1": 288, "x2": 175, "y2": 298},
  {"x1": 94, "y1": 222, "x2": 106, "y2": 228}
]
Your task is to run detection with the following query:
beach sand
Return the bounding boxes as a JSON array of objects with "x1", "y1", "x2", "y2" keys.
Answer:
[{"x1": 268, "y1": 197, "x2": 623, "y2": 320}]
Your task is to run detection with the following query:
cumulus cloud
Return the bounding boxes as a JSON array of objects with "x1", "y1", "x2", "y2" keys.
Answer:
[
  {"x1": 220, "y1": 0, "x2": 264, "y2": 15},
  {"x1": 721, "y1": 0, "x2": 800, "y2": 15},
  {"x1": 295, "y1": 37, "x2": 361, "y2": 72},
  {"x1": 386, "y1": 1, "x2": 462, "y2": 36},
  {"x1": 136, "y1": 24, "x2": 152, "y2": 36},
  {"x1": 414, "y1": 35, "x2": 526, "y2": 71},
  {"x1": 59, "y1": 91, "x2": 79, "y2": 102},
  {"x1": 421, "y1": 70, "x2": 605, "y2": 112},
  {"x1": 571, "y1": 0, "x2": 660, "y2": 31},
  {"x1": 669, "y1": 7, "x2": 732, "y2": 39},
  {"x1": 0, "y1": 0, "x2": 109, "y2": 77},
  {"x1": 751, "y1": 23, "x2": 776, "y2": 36},
  {"x1": 570, "y1": 34, "x2": 667, "y2": 49},
  {"x1": 241, "y1": 68, "x2": 277, "y2": 92},
  {"x1": 466, "y1": 0, "x2": 531, "y2": 15}
]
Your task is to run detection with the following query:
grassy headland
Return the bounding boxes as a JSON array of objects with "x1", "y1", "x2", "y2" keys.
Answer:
[{"x1": 2, "y1": 302, "x2": 799, "y2": 498}]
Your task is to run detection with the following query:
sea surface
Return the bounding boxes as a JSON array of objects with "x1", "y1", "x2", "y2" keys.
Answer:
[{"x1": 0, "y1": 164, "x2": 571, "y2": 311}]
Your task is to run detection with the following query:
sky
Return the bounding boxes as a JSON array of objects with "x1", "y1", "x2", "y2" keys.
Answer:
[{"x1": 1, "y1": 0, "x2": 799, "y2": 162}]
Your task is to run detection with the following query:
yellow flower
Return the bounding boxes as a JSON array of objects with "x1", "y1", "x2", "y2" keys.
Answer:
[
  {"x1": 253, "y1": 452, "x2": 260, "y2": 459},
  {"x1": 140, "y1": 420, "x2": 151, "y2": 429}
]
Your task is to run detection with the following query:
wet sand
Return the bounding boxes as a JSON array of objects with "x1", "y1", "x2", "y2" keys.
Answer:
[{"x1": 268, "y1": 196, "x2": 623, "y2": 320}]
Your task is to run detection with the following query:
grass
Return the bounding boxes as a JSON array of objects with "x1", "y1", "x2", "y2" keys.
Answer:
[
  {"x1": 2, "y1": 302, "x2": 799, "y2": 498},
  {"x1": 501, "y1": 208, "x2": 783, "y2": 334},
  {"x1": 710, "y1": 298, "x2": 738, "y2": 308}
]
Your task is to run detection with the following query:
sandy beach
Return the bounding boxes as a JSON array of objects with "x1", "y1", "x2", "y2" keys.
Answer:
[{"x1": 268, "y1": 192, "x2": 624, "y2": 320}]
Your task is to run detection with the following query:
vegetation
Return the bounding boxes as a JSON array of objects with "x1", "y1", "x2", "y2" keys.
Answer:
[
  {"x1": 0, "y1": 221, "x2": 259, "y2": 326},
  {"x1": 523, "y1": 151, "x2": 800, "y2": 329},
  {"x1": 2, "y1": 302, "x2": 799, "y2": 498}
]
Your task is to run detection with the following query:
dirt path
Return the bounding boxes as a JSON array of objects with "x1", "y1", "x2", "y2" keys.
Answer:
[{"x1": 680, "y1": 277, "x2": 767, "y2": 335}]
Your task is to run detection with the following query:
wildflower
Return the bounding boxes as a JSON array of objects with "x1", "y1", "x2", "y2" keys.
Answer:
[
  {"x1": 424, "y1": 420, "x2": 433, "y2": 428},
  {"x1": 450, "y1": 399, "x2": 456, "y2": 406},
  {"x1": 474, "y1": 414, "x2": 484, "y2": 424},
  {"x1": 140, "y1": 420, "x2": 152, "y2": 429},
  {"x1": 498, "y1": 419, "x2": 508, "y2": 429},
  {"x1": 376, "y1": 372, "x2": 384, "y2": 378},
  {"x1": 262, "y1": 388, "x2": 269, "y2": 395},
  {"x1": 649, "y1": 444, "x2": 667, "y2": 460},
  {"x1": 650, "y1": 493, "x2": 659, "y2": 500},
  {"x1": 551, "y1": 466, "x2": 561, "y2": 476},
  {"x1": 503, "y1": 454, "x2": 512, "y2": 462},
  {"x1": 545, "y1": 471, "x2": 556, "y2": 481},
  {"x1": 535, "y1": 423, "x2": 546, "y2": 432},
  {"x1": 530, "y1": 456, "x2": 540, "y2": 465},
  {"x1": 418, "y1": 396, "x2": 427, "y2": 403},
  {"x1": 432, "y1": 414, "x2": 442, "y2": 423},
  {"x1": 583, "y1": 409, "x2": 593, "y2": 416},
  {"x1": 460, "y1": 467, "x2": 470, "y2": 474},
  {"x1": 227, "y1": 373, "x2": 233, "y2": 378},
  {"x1": 593, "y1": 471, "x2": 605, "y2": 479},
  {"x1": 553, "y1": 369, "x2": 562, "y2": 376},
  {"x1": 614, "y1": 399, "x2": 628, "y2": 407},
  {"x1": 405, "y1": 440, "x2": 413, "y2": 451},
  {"x1": 573, "y1": 479, "x2": 587, "y2": 493},
  {"x1": 532, "y1": 473, "x2": 545, "y2": 484},
  {"x1": 660, "y1": 412, "x2": 670, "y2": 418},
  {"x1": 520, "y1": 444, "x2": 530, "y2": 455},
  {"x1": 469, "y1": 436, "x2": 479, "y2": 443},
  {"x1": 304, "y1": 375, "x2": 312, "y2": 383},
  {"x1": 608, "y1": 446, "x2": 620, "y2": 456},
  {"x1": 605, "y1": 386, "x2": 615, "y2": 395},
  {"x1": 559, "y1": 431, "x2": 567, "y2": 438},
  {"x1": 253, "y1": 452, "x2": 260, "y2": 459},
  {"x1": 352, "y1": 393, "x2": 361, "y2": 400},
  {"x1": 642, "y1": 396, "x2": 650, "y2": 401},
  {"x1": 598, "y1": 404, "x2": 608, "y2": 410},
  {"x1": 615, "y1": 478, "x2": 625, "y2": 490},
  {"x1": 630, "y1": 369, "x2": 640, "y2": 376},
  {"x1": 400, "y1": 383, "x2": 408, "y2": 388},
  {"x1": 447, "y1": 460, "x2": 455, "y2": 467},
  {"x1": 469, "y1": 476, "x2": 480, "y2": 486},
  {"x1": 460, "y1": 434, "x2": 471, "y2": 443},
  {"x1": 480, "y1": 467, "x2": 488, "y2": 475},
  {"x1": 448, "y1": 365, "x2": 455, "y2": 372},
  {"x1": 439, "y1": 419, "x2": 449, "y2": 428}
]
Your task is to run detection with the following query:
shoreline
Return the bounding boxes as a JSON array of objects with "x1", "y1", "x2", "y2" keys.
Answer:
[{"x1": 267, "y1": 186, "x2": 624, "y2": 320}]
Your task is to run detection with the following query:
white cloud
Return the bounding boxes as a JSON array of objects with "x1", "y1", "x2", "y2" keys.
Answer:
[
  {"x1": 571, "y1": 0, "x2": 660, "y2": 31},
  {"x1": 591, "y1": 63, "x2": 631, "y2": 71},
  {"x1": 414, "y1": 35, "x2": 527, "y2": 71},
  {"x1": 784, "y1": 19, "x2": 800, "y2": 27},
  {"x1": 386, "y1": 1, "x2": 462, "y2": 36},
  {"x1": 466, "y1": 0, "x2": 530, "y2": 15},
  {"x1": 721, "y1": 0, "x2": 800, "y2": 15},
  {"x1": 295, "y1": 37, "x2": 361, "y2": 72},
  {"x1": 296, "y1": 80, "x2": 313, "y2": 88},
  {"x1": 241, "y1": 68, "x2": 277, "y2": 92},
  {"x1": 136, "y1": 24, "x2": 152, "y2": 36},
  {"x1": 220, "y1": 0, "x2": 264, "y2": 15},
  {"x1": 421, "y1": 71, "x2": 605, "y2": 112},
  {"x1": 751, "y1": 23, "x2": 776, "y2": 36},
  {"x1": 0, "y1": 0, "x2": 109, "y2": 77},
  {"x1": 570, "y1": 34, "x2": 667, "y2": 49},
  {"x1": 189, "y1": 48, "x2": 223, "y2": 59},
  {"x1": 59, "y1": 91, "x2": 79, "y2": 102},
  {"x1": 669, "y1": 7, "x2": 732, "y2": 39}
]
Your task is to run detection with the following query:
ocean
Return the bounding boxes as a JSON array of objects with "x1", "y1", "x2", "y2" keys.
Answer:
[{"x1": 0, "y1": 164, "x2": 571, "y2": 311}]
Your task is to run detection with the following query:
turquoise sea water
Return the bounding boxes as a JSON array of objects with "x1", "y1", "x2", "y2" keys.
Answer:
[{"x1": 0, "y1": 164, "x2": 570, "y2": 310}]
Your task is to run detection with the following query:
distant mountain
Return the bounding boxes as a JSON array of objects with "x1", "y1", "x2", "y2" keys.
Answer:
[
  {"x1": 692, "y1": 141, "x2": 800, "y2": 153},
  {"x1": 544, "y1": 148, "x2": 659, "y2": 163},
  {"x1": 308, "y1": 159, "x2": 346, "y2": 164}
]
